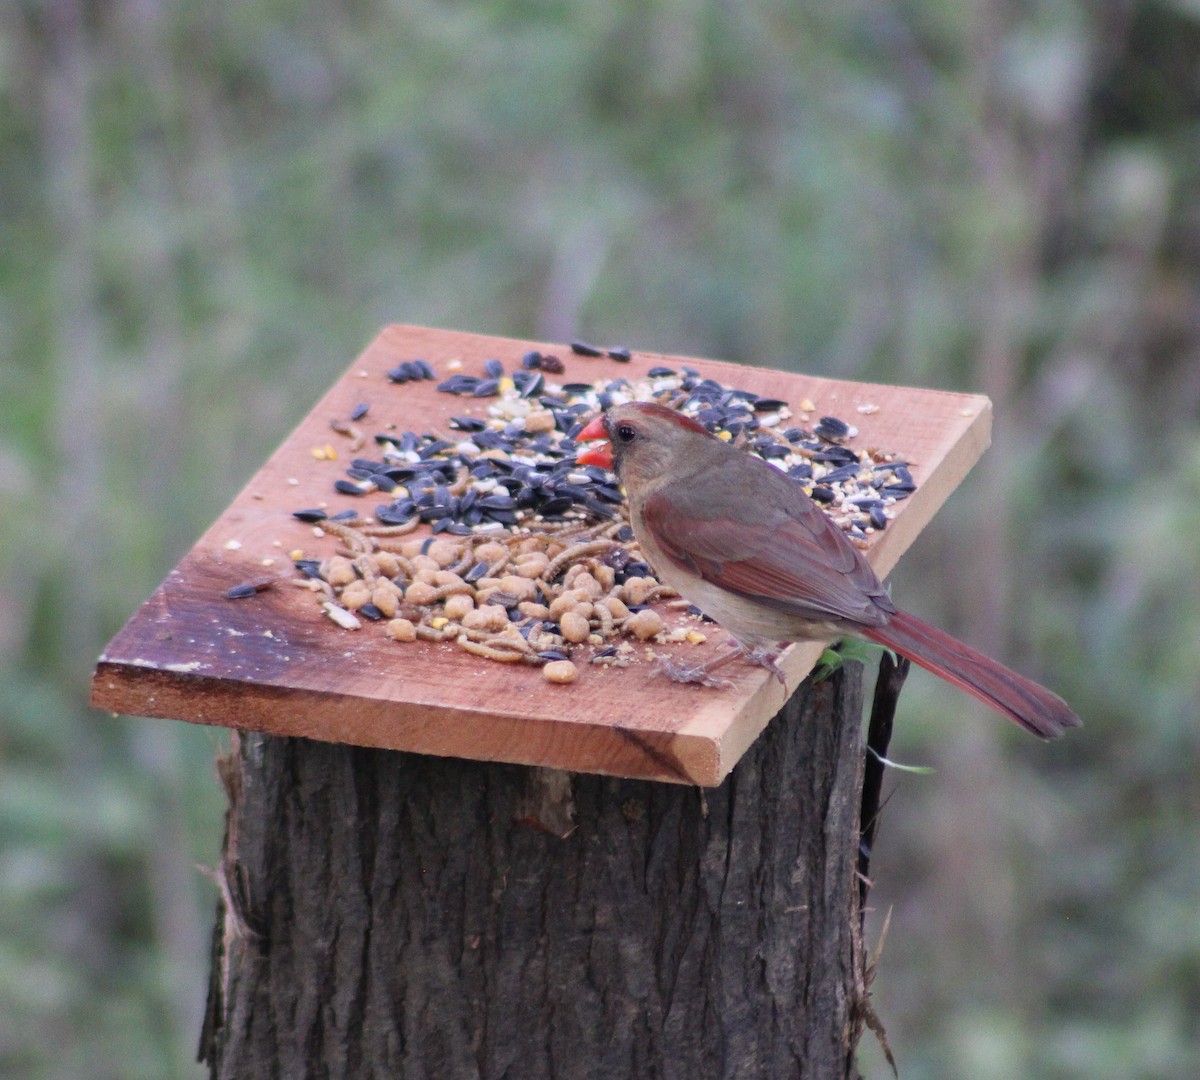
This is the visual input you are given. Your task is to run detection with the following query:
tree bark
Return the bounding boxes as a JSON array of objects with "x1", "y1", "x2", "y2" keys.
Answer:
[{"x1": 200, "y1": 665, "x2": 865, "y2": 1080}]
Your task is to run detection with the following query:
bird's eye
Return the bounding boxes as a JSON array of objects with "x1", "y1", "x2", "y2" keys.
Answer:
[{"x1": 614, "y1": 423, "x2": 636, "y2": 443}]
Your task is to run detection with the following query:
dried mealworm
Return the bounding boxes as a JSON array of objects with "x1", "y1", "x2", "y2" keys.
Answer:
[
  {"x1": 318, "y1": 517, "x2": 373, "y2": 554},
  {"x1": 544, "y1": 539, "x2": 615, "y2": 582},
  {"x1": 361, "y1": 520, "x2": 421, "y2": 538},
  {"x1": 456, "y1": 635, "x2": 527, "y2": 662},
  {"x1": 291, "y1": 577, "x2": 334, "y2": 599},
  {"x1": 329, "y1": 418, "x2": 366, "y2": 452}
]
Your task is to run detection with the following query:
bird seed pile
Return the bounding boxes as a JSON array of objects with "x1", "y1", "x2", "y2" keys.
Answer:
[{"x1": 277, "y1": 346, "x2": 917, "y2": 683}]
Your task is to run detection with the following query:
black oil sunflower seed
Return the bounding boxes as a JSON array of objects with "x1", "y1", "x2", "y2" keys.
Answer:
[
  {"x1": 537, "y1": 495, "x2": 574, "y2": 517},
  {"x1": 437, "y1": 375, "x2": 480, "y2": 394},
  {"x1": 512, "y1": 370, "x2": 544, "y2": 398},
  {"x1": 583, "y1": 498, "x2": 616, "y2": 519},
  {"x1": 819, "y1": 464, "x2": 861, "y2": 485},
  {"x1": 375, "y1": 502, "x2": 415, "y2": 526},
  {"x1": 815, "y1": 415, "x2": 850, "y2": 439},
  {"x1": 418, "y1": 439, "x2": 452, "y2": 459},
  {"x1": 813, "y1": 446, "x2": 859, "y2": 466}
]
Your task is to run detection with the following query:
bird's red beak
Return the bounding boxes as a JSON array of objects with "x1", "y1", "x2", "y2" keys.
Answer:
[{"x1": 575, "y1": 416, "x2": 614, "y2": 470}]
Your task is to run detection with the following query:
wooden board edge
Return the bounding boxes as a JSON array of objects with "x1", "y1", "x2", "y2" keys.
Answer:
[
  {"x1": 870, "y1": 394, "x2": 992, "y2": 579},
  {"x1": 90, "y1": 660, "x2": 725, "y2": 786}
]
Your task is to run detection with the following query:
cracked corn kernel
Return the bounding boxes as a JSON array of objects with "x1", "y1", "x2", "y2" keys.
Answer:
[
  {"x1": 370, "y1": 586, "x2": 399, "y2": 619},
  {"x1": 425, "y1": 540, "x2": 461, "y2": 568},
  {"x1": 603, "y1": 597, "x2": 631, "y2": 620},
  {"x1": 514, "y1": 552, "x2": 550, "y2": 578},
  {"x1": 621, "y1": 577, "x2": 654, "y2": 606},
  {"x1": 570, "y1": 572, "x2": 603, "y2": 600},
  {"x1": 443, "y1": 594, "x2": 475, "y2": 621},
  {"x1": 462, "y1": 606, "x2": 508, "y2": 632},
  {"x1": 524, "y1": 409, "x2": 556, "y2": 433},
  {"x1": 543, "y1": 660, "x2": 578, "y2": 684},
  {"x1": 340, "y1": 580, "x2": 372, "y2": 609},
  {"x1": 498, "y1": 575, "x2": 537, "y2": 602},
  {"x1": 324, "y1": 556, "x2": 357, "y2": 587},
  {"x1": 386, "y1": 618, "x2": 417, "y2": 642},
  {"x1": 628, "y1": 609, "x2": 664, "y2": 640},
  {"x1": 403, "y1": 581, "x2": 439, "y2": 606},
  {"x1": 559, "y1": 611, "x2": 590, "y2": 644},
  {"x1": 548, "y1": 591, "x2": 587, "y2": 619}
]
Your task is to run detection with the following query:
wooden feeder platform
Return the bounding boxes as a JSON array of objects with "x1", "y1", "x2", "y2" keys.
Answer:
[{"x1": 90, "y1": 325, "x2": 990, "y2": 785}]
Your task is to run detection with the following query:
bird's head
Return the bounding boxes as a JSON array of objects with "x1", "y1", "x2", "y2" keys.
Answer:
[{"x1": 576, "y1": 402, "x2": 712, "y2": 486}]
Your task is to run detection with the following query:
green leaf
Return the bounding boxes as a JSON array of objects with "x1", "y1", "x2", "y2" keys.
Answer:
[{"x1": 811, "y1": 637, "x2": 883, "y2": 681}]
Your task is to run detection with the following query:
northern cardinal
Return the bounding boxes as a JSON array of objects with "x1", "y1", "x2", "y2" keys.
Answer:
[{"x1": 576, "y1": 402, "x2": 1080, "y2": 739}]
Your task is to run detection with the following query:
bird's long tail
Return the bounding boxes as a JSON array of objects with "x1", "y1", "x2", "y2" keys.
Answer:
[{"x1": 862, "y1": 610, "x2": 1081, "y2": 739}]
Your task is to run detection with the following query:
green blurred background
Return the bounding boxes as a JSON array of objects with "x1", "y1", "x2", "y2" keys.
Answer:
[{"x1": 2, "y1": 1, "x2": 1198, "y2": 1076}]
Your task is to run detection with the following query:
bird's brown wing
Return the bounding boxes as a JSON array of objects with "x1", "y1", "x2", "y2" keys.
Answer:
[{"x1": 641, "y1": 486, "x2": 894, "y2": 628}]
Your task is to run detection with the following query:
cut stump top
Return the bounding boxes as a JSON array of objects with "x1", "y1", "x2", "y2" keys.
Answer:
[{"x1": 90, "y1": 324, "x2": 990, "y2": 785}]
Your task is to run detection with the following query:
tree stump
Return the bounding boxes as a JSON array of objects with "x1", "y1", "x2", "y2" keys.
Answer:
[{"x1": 199, "y1": 665, "x2": 866, "y2": 1080}]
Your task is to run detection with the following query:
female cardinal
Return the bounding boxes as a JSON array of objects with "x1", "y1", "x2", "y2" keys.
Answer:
[{"x1": 576, "y1": 401, "x2": 1080, "y2": 739}]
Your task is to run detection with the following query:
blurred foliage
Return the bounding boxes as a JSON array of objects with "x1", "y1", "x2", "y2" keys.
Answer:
[{"x1": 1, "y1": 0, "x2": 1198, "y2": 1076}]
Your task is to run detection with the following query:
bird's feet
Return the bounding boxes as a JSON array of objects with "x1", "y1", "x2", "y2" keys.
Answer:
[
  {"x1": 741, "y1": 645, "x2": 787, "y2": 687},
  {"x1": 653, "y1": 638, "x2": 787, "y2": 690},
  {"x1": 654, "y1": 654, "x2": 735, "y2": 690}
]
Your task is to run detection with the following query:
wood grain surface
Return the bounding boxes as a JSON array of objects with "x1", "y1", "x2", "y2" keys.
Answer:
[{"x1": 90, "y1": 324, "x2": 991, "y2": 784}]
